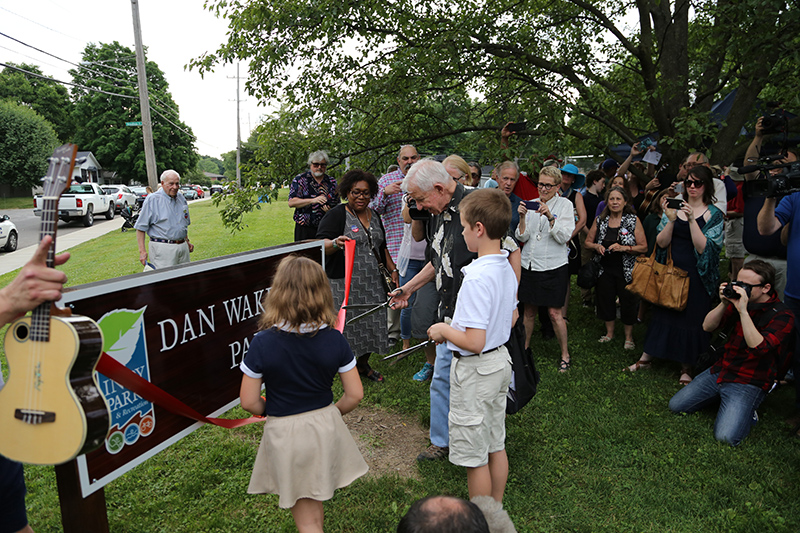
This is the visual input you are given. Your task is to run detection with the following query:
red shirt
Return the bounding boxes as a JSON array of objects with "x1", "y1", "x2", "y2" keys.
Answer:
[{"x1": 709, "y1": 294, "x2": 795, "y2": 391}]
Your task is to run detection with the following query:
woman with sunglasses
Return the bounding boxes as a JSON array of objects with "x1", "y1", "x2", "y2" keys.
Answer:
[
  {"x1": 627, "y1": 166, "x2": 724, "y2": 385},
  {"x1": 317, "y1": 170, "x2": 398, "y2": 383}
]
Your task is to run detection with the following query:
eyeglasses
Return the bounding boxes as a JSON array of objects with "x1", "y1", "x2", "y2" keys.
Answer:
[
  {"x1": 683, "y1": 162, "x2": 704, "y2": 169},
  {"x1": 349, "y1": 189, "x2": 371, "y2": 198},
  {"x1": 685, "y1": 179, "x2": 704, "y2": 188},
  {"x1": 310, "y1": 162, "x2": 327, "y2": 168},
  {"x1": 471, "y1": 172, "x2": 480, "y2": 179},
  {"x1": 537, "y1": 182, "x2": 556, "y2": 191}
]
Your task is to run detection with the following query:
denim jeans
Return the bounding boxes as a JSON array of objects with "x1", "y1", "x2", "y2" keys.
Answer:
[
  {"x1": 400, "y1": 259, "x2": 426, "y2": 340},
  {"x1": 430, "y1": 343, "x2": 453, "y2": 448},
  {"x1": 669, "y1": 368, "x2": 766, "y2": 446}
]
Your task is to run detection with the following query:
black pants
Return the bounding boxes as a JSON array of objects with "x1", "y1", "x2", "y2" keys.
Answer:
[
  {"x1": 294, "y1": 223, "x2": 319, "y2": 242},
  {"x1": 596, "y1": 270, "x2": 638, "y2": 325}
]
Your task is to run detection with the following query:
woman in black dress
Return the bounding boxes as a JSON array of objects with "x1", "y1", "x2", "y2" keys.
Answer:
[{"x1": 626, "y1": 166, "x2": 724, "y2": 385}]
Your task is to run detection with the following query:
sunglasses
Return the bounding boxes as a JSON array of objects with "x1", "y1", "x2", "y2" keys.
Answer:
[{"x1": 685, "y1": 179, "x2": 704, "y2": 188}]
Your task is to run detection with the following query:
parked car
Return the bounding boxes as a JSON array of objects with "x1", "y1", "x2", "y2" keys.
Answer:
[
  {"x1": 191, "y1": 185, "x2": 204, "y2": 198},
  {"x1": 103, "y1": 185, "x2": 137, "y2": 212},
  {"x1": 33, "y1": 182, "x2": 114, "y2": 227},
  {"x1": 130, "y1": 186, "x2": 149, "y2": 209},
  {"x1": 180, "y1": 186, "x2": 198, "y2": 200},
  {"x1": 0, "y1": 215, "x2": 18, "y2": 252},
  {"x1": 210, "y1": 184, "x2": 225, "y2": 195}
]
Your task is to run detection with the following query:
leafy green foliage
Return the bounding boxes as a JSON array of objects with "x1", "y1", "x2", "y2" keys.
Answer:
[
  {"x1": 70, "y1": 42, "x2": 198, "y2": 183},
  {"x1": 0, "y1": 63, "x2": 75, "y2": 142},
  {"x1": 0, "y1": 100, "x2": 58, "y2": 187},
  {"x1": 191, "y1": 0, "x2": 800, "y2": 187}
]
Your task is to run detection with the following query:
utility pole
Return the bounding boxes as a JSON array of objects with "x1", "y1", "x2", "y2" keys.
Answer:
[
  {"x1": 130, "y1": 0, "x2": 158, "y2": 190},
  {"x1": 236, "y1": 63, "x2": 241, "y2": 188}
]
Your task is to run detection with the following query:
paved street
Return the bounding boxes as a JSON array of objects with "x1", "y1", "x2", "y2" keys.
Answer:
[{"x1": 0, "y1": 208, "x2": 123, "y2": 276}]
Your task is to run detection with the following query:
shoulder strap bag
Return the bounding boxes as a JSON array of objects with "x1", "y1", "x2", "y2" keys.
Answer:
[{"x1": 626, "y1": 245, "x2": 689, "y2": 311}]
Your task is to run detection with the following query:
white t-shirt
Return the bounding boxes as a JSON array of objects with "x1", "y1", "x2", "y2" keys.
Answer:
[{"x1": 446, "y1": 250, "x2": 518, "y2": 355}]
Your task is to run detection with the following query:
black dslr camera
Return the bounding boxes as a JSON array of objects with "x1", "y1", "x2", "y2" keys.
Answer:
[
  {"x1": 406, "y1": 197, "x2": 431, "y2": 221},
  {"x1": 722, "y1": 281, "x2": 751, "y2": 300},
  {"x1": 761, "y1": 112, "x2": 789, "y2": 135}
]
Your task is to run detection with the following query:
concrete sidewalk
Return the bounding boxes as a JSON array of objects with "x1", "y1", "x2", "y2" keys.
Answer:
[{"x1": 0, "y1": 220, "x2": 123, "y2": 276}]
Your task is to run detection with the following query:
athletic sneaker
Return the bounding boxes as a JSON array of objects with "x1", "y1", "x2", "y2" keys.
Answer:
[
  {"x1": 413, "y1": 362, "x2": 434, "y2": 382},
  {"x1": 416, "y1": 444, "x2": 449, "y2": 462}
]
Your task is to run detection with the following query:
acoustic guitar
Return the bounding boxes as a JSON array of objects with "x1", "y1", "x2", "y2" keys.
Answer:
[{"x1": 0, "y1": 144, "x2": 110, "y2": 465}]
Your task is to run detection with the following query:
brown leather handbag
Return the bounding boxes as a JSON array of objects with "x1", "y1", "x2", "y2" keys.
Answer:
[{"x1": 626, "y1": 246, "x2": 689, "y2": 311}]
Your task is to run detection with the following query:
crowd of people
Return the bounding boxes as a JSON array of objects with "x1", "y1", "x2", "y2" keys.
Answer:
[{"x1": 266, "y1": 119, "x2": 800, "y2": 531}]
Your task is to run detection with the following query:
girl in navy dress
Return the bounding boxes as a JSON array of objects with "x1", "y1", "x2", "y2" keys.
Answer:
[{"x1": 239, "y1": 255, "x2": 368, "y2": 532}]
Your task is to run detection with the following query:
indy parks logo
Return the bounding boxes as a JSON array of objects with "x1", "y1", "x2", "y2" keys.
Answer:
[{"x1": 96, "y1": 307, "x2": 155, "y2": 454}]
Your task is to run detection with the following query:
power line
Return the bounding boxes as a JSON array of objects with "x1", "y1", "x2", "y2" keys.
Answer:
[
  {"x1": 0, "y1": 61, "x2": 137, "y2": 100},
  {"x1": 1, "y1": 31, "x2": 181, "y2": 119},
  {"x1": 0, "y1": 5, "x2": 85, "y2": 44}
]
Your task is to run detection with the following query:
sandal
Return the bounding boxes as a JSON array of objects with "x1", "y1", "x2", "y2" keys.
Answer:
[
  {"x1": 624, "y1": 340, "x2": 636, "y2": 350},
  {"x1": 558, "y1": 359, "x2": 571, "y2": 373},
  {"x1": 626, "y1": 359, "x2": 652, "y2": 372},
  {"x1": 361, "y1": 369, "x2": 385, "y2": 383},
  {"x1": 598, "y1": 335, "x2": 613, "y2": 343}
]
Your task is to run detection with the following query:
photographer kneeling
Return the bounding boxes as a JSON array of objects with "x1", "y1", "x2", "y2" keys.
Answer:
[{"x1": 668, "y1": 260, "x2": 794, "y2": 446}]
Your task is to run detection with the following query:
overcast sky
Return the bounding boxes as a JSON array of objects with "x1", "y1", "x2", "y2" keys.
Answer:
[{"x1": 1, "y1": 0, "x2": 266, "y2": 159}]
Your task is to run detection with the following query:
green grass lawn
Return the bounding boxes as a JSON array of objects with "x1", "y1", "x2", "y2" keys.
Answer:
[
  {"x1": 0, "y1": 196, "x2": 35, "y2": 211},
  {"x1": 4, "y1": 191, "x2": 800, "y2": 532}
]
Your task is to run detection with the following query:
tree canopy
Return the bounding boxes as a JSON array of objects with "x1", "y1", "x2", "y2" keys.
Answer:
[
  {"x1": 0, "y1": 100, "x2": 59, "y2": 187},
  {"x1": 0, "y1": 63, "x2": 75, "y2": 142},
  {"x1": 194, "y1": 0, "x2": 800, "y2": 172},
  {"x1": 71, "y1": 42, "x2": 198, "y2": 183}
]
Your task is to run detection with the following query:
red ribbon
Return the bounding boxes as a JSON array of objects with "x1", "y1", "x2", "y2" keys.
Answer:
[
  {"x1": 96, "y1": 353, "x2": 264, "y2": 428},
  {"x1": 335, "y1": 238, "x2": 356, "y2": 332}
]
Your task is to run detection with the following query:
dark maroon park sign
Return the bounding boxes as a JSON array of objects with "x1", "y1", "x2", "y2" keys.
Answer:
[{"x1": 59, "y1": 241, "x2": 323, "y2": 497}]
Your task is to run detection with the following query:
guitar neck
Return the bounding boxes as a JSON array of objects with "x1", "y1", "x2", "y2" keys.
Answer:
[{"x1": 31, "y1": 195, "x2": 61, "y2": 342}]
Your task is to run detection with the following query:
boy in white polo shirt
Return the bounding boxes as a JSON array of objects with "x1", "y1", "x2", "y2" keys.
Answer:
[{"x1": 427, "y1": 188, "x2": 518, "y2": 502}]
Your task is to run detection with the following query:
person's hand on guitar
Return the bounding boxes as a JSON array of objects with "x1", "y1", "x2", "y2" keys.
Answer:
[{"x1": 0, "y1": 235, "x2": 69, "y2": 326}]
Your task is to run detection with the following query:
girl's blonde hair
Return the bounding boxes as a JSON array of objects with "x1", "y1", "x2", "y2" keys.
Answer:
[{"x1": 258, "y1": 255, "x2": 337, "y2": 332}]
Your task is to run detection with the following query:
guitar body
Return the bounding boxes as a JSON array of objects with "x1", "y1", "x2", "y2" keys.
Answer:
[{"x1": 0, "y1": 315, "x2": 110, "y2": 465}]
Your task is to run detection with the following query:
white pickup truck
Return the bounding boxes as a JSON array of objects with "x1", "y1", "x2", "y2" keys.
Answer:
[{"x1": 34, "y1": 182, "x2": 115, "y2": 227}]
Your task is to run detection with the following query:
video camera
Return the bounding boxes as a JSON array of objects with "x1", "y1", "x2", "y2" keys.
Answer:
[{"x1": 741, "y1": 156, "x2": 800, "y2": 198}]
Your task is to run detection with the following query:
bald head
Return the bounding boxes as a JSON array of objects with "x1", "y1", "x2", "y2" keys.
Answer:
[{"x1": 397, "y1": 495, "x2": 489, "y2": 533}]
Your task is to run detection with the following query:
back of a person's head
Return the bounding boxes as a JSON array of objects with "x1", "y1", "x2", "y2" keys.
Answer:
[{"x1": 397, "y1": 496, "x2": 489, "y2": 533}]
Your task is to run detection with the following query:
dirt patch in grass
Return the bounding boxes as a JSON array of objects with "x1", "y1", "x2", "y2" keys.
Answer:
[{"x1": 343, "y1": 405, "x2": 428, "y2": 481}]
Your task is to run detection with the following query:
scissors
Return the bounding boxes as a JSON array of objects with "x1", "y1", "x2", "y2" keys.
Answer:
[
  {"x1": 343, "y1": 289, "x2": 403, "y2": 325},
  {"x1": 381, "y1": 339, "x2": 434, "y2": 366}
]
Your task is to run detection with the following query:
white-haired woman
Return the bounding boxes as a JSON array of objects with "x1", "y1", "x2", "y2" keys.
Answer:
[{"x1": 516, "y1": 166, "x2": 576, "y2": 371}]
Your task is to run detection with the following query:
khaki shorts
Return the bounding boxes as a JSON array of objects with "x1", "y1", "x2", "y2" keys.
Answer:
[
  {"x1": 725, "y1": 218, "x2": 745, "y2": 259},
  {"x1": 448, "y1": 346, "x2": 512, "y2": 468}
]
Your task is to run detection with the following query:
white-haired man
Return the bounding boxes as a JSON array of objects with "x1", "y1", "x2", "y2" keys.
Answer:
[
  {"x1": 288, "y1": 150, "x2": 339, "y2": 241},
  {"x1": 391, "y1": 159, "x2": 519, "y2": 462},
  {"x1": 135, "y1": 170, "x2": 193, "y2": 269}
]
